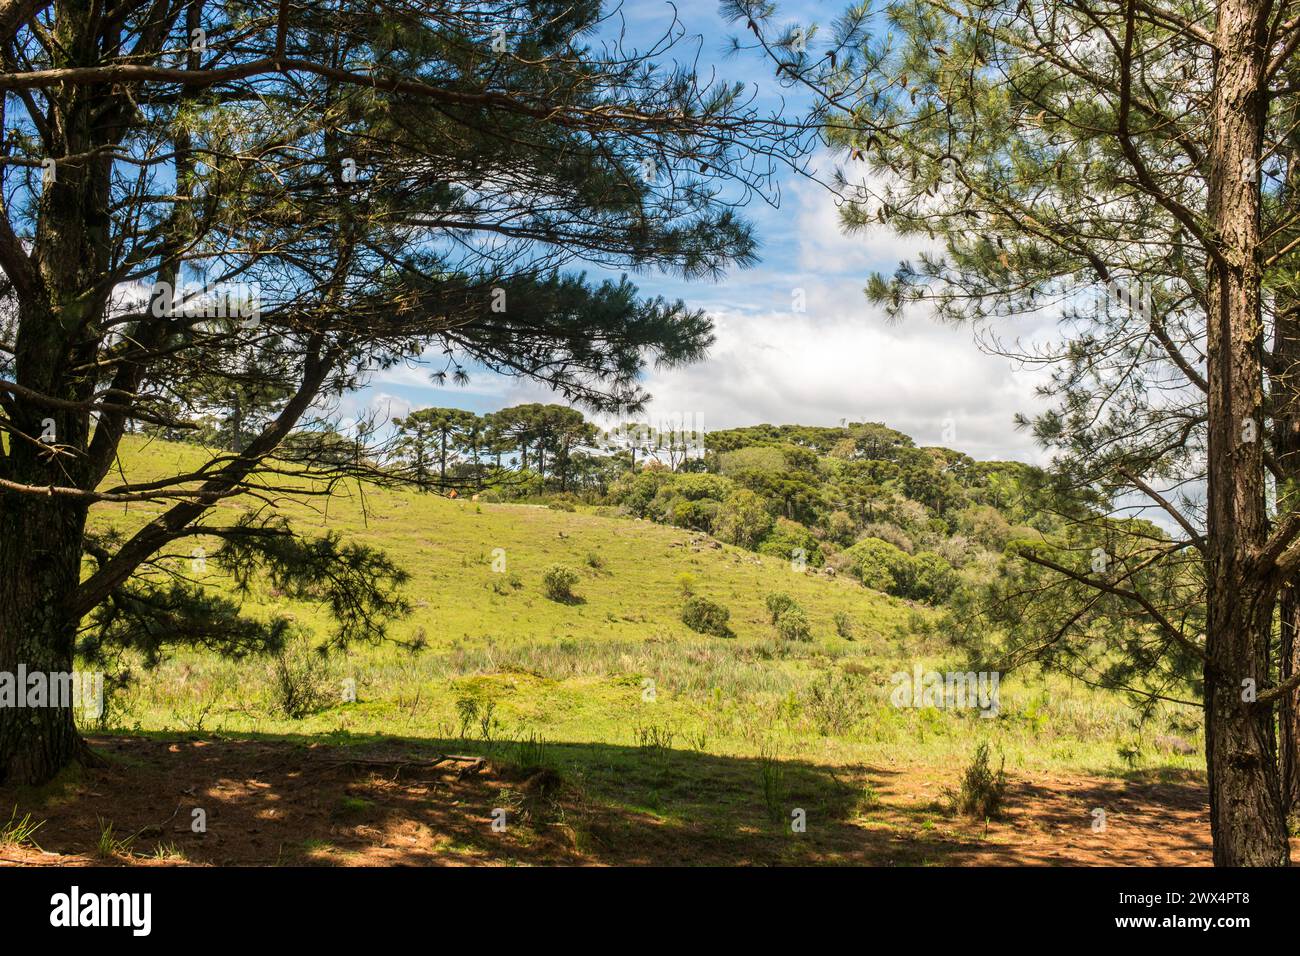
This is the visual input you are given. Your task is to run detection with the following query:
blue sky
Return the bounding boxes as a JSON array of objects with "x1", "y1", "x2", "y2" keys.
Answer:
[{"x1": 346, "y1": 1, "x2": 1051, "y2": 463}]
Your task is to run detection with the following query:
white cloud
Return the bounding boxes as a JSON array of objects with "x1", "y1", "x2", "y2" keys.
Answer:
[
  {"x1": 626, "y1": 178, "x2": 1052, "y2": 462},
  {"x1": 788, "y1": 173, "x2": 944, "y2": 276},
  {"x1": 640, "y1": 299, "x2": 1051, "y2": 462}
]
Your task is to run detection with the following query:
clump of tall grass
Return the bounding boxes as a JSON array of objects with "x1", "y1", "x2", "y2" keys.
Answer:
[
  {"x1": 759, "y1": 746, "x2": 786, "y2": 823},
  {"x1": 96, "y1": 817, "x2": 136, "y2": 858},
  {"x1": 0, "y1": 806, "x2": 43, "y2": 848}
]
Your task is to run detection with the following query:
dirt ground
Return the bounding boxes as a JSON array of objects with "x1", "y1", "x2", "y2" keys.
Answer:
[{"x1": 0, "y1": 736, "x2": 1221, "y2": 867}]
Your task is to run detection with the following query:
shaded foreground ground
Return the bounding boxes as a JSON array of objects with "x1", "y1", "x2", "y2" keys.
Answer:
[{"x1": 0, "y1": 735, "x2": 1218, "y2": 866}]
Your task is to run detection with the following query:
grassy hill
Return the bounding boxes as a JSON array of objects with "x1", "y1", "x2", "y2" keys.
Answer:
[
  {"x1": 38, "y1": 434, "x2": 1210, "y2": 865},
  {"x1": 90, "y1": 436, "x2": 1198, "y2": 766}
]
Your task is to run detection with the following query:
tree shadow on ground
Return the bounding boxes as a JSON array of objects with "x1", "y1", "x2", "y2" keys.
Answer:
[{"x1": 0, "y1": 733, "x2": 1215, "y2": 867}]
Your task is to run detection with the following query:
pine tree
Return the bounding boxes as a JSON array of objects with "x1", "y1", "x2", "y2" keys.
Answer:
[
  {"x1": 0, "y1": 0, "x2": 806, "y2": 784},
  {"x1": 728, "y1": 0, "x2": 1298, "y2": 863}
]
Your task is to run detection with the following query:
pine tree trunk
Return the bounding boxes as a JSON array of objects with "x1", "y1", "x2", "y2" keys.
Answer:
[
  {"x1": 0, "y1": 18, "x2": 113, "y2": 782},
  {"x1": 1280, "y1": 590, "x2": 1300, "y2": 815},
  {"x1": 1203, "y1": 0, "x2": 1290, "y2": 865},
  {"x1": 0, "y1": 475, "x2": 88, "y2": 785},
  {"x1": 1273, "y1": 115, "x2": 1300, "y2": 819},
  {"x1": 1204, "y1": 600, "x2": 1289, "y2": 864},
  {"x1": 1272, "y1": 301, "x2": 1300, "y2": 816}
]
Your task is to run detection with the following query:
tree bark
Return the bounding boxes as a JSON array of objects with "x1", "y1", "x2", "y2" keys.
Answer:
[
  {"x1": 1280, "y1": 589, "x2": 1300, "y2": 815},
  {"x1": 1272, "y1": 297, "x2": 1300, "y2": 816},
  {"x1": 1203, "y1": 0, "x2": 1290, "y2": 865},
  {"x1": 1272, "y1": 108, "x2": 1300, "y2": 820},
  {"x1": 0, "y1": 491, "x2": 87, "y2": 784}
]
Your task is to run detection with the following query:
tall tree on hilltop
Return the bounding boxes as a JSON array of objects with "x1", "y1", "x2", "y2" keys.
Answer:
[{"x1": 392, "y1": 406, "x2": 479, "y2": 488}]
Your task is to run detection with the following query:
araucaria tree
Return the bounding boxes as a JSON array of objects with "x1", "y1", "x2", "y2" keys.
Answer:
[
  {"x1": 0, "y1": 0, "x2": 807, "y2": 784},
  {"x1": 731, "y1": 0, "x2": 1300, "y2": 863}
]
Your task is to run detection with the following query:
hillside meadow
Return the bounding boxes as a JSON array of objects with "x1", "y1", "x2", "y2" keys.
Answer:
[{"x1": 0, "y1": 435, "x2": 1216, "y2": 865}]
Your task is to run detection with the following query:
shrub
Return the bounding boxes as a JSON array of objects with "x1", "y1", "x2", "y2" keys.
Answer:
[
  {"x1": 638, "y1": 473, "x2": 734, "y2": 530},
  {"x1": 765, "y1": 591, "x2": 797, "y2": 623},
  {"x1": 585, "y1": 551, "x2": 606, "y2": 571},
  {"x1": 681, "y1": 595, "x2": 732, "y2": 637},
  {"x1": 826, "y1": 509, "x2": 857, "y2": 546},
  {"x1": 491, "y1": 571, "x2": 524, "y2": 595},
  {"x1": 860, "y1": 521, "x2": 915, "y2": 554},
  {"x1": 667, "y1": 472, "x2": 735, "y2": 502},
  {"x1": 270, "y1": 635, "x2": 333, "y2": 719},
  {"x1": 907, "y1": 551, "x2": 959, "y2": 603},
  {"x1": 757, "y1": 518, "x2": 824, "y2": 566},
  {"x1": 666, "y1": 496, "x2": 719, "y2": 532},
  {"x1": 541, "y1": 563, "x2": 581, "y2": 602},
  {"x1": 948, "y1": 743, "x2": 1008, "y2": 819},
  {"x1": 608, "y1": 470, "x2": 667, "y2": 517},
  {"x1": 775, "y1": 605, "x2": 812, "y2": 642},
  {"x1": 833, "y1": 609, "x2": 856, "y2": 640},
  {"x1": 803, "y1": 671, "x2": 863, "y2": 735},
  {"x1": 845, "y1": 537, "x2": 958, "y2": 604},
  {"x1": 955, "y1": 504, "x2": 1013, "y2": 550},
  {"x1": 718, "y1": 445, "x2": 789, "y2": 475},
  {"x1": 845, "y1": 537, "x2": 912, "y2": 593}
]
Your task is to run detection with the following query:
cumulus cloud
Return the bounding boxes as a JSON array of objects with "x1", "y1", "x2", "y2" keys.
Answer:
[
  {"x1": 640, "y1": 302, "x2": 1050, "y2": 462},
  {"x1": 631, "y1": 177, "x2": 1054, "y2": 462}
]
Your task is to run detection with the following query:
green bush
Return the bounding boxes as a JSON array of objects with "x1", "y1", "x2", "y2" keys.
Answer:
[
  {"x1": 666, "y1": 496, "x2": 720, "y2": 532},
  {"x1": 775, "y1": 605, "x2": 812, "y2": 642},
  {"x1": 845, "y1": 537, "x2": 957, "y2": 604},
  {"x1": 757, "y1": 517, "x2": 824, "y2": 566},
  {"x1": 765, "y1": 591, "x2": 797, "y2": 623},
  {"x1": 826, "y1": 509, "x2": 857, "y2": 546},
  {"x1": 803, "y1": 671, "x2": 863, "y2": 734},
  {"x1": 608, "y1": 470, "x2": 669, "y2": 517},
  {"x1": 845, "y1": 537, "x2": 912, "y2": 593},
  {"x1": 666, "y1": 472, "x2": 735, "y2": 502},
  {"x1": 833, "y1": 609, "x2": 856, "y2": 640},
  {"x1": 681, "y1": 595, "x2": 732, "y2": 637},
  {"x1": 541, "y1": 564, "x2": 581, "y2": 602},
  {"x1": 908, "y1": 551, "x2": 959, "y2": 603}
]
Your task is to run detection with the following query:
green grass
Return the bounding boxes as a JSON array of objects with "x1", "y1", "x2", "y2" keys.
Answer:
[
  {"x1": 0, "y1": 806, "x2": 44, "y2": 848},
  {"x1": 83, "y1": 435, "x2": 1204, "y2": 843},
  {"x1": 97, "y1": 436, "x2": 916, "y2": 649},
  {"x1": 95, "y1": 816, "x2": 135, "y2": 858}
]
